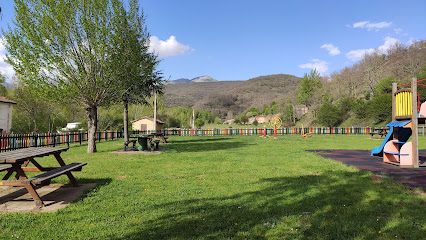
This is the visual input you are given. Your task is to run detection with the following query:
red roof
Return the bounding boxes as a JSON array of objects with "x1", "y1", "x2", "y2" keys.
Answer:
[
  {"x1": 131, "y1": 116, "x2": 164, "y2": 124},
  {"x1": 0, "y1": 96, "x2": 17, "y2": 104}
]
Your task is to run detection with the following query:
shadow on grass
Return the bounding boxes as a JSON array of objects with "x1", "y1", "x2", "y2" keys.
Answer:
[
  {"x1": 166, "y1": 138, "x2": 251, "y2": 153},
  {"x1": 117, "y1": 171, "x2": 425, "y2": 239},
  {"x1": 72, "y1": 177, "x2": 112, "y2": 202},
  {"x1": 171, "y1": 137, "x2": 233, "y2": 143}
]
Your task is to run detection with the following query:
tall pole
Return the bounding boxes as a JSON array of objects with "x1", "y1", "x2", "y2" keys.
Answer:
[
  {"x1": 392, "y1": 83, "x2": 397, "y2": 140},
  {"x1": 192, "y1": 108, "x2": 195, "y2": 129},
  {"x1": 392, "y1": 83, "x2": 397, "y2": 121},
  {"x1": 153, "y1": 91, "x2": 157, "y2": 133},
  {"x1": 411, "y1": 77, "x2": 419, "y2": 168}
]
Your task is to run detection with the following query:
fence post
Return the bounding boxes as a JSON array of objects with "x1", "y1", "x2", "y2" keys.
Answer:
[
  {"x1": 67, "y1": 132, "x2": 70, "y2": 147},
  {"x1": 53, "y1": 133, "x2": 56, "y2": 147}
]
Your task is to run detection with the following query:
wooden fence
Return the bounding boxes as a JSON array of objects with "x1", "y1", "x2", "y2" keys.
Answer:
[
  {"x1": 0, "y1": 131, "x2": 123, "y2": 152},
  {"x1": 136, "y1": 127, "x2": 375, "y2": 136},
  {"x1": 4, "y1": 126, "x2": 426, "y2": 152}
]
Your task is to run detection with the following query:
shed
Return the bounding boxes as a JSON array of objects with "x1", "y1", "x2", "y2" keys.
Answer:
[
  {"x1": 131, "y1": 117, "x2": 164, "y2": 131},
  {"x1": 0, "y1": 96, "x2": 17, "y2": 134}
]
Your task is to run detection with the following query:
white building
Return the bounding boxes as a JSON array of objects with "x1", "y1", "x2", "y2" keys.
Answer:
[{"x1": 0, "y1": 97, "x2": 17, "y2": 134}]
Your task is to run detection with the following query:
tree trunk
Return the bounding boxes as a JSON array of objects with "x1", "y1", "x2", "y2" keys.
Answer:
[
  {"x1": 86, "y1": 106, "x2": 98, "y2": 153},
  {"x1": 33, "y1": 117, "x2": 37, "y2": 133},
  {"x1": 123, "y1": 99, "x2": 129, "y2": 143}
]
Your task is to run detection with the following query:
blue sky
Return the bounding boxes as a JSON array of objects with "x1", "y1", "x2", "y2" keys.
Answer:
[{"x1": 1, "y1": 0, "x2": 425, "y2": 81}]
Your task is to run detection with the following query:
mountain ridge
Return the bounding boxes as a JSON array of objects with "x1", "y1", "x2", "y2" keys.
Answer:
[
  {"x1": 163, "y1": 74, "x2": 301, "y2": 116},
  {"x1": 168, "y1": 75, "x2": 218, "y2": 84}
]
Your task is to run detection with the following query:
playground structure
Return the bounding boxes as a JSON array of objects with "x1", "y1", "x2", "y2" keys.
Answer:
[
  {"x1": 371, "y1": 78, "x2": 426, "y2": 168},
  {"x1": 269, "y1": 117, "x2": 282, "y2": 139},
  {"x1": 301, "y1": 124, "x2": 314, "y2": 138},
  {"x1": 261, "y1": 117, "x2": 282, "y2": 139}
]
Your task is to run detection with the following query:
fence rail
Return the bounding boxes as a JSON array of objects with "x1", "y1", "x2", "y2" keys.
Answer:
[
  {"x1": 136, "y1": 127, "x2": 377, "y2": 136},
  {"x1": 3, "y1": 126, "x2": 426, "y2": 152},
  {"x1": 0, "y1": 131, "x2": 123, "y2": 152}
]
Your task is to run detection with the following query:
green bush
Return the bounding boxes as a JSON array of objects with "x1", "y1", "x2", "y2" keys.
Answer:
[
  {"x1": 317, "y1": 102, "x2": 343, "y2": 127},
  {"x1": 194, "y1": 118, "x2": 205, "y2": 129},
  {"x1": 368, "y1": 94, "x2": 392, "y2": 122}
]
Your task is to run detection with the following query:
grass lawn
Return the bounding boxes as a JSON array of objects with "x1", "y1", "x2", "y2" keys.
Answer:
[{"x1": 0, "y1": 135, "x2": 425, "y2": 239}]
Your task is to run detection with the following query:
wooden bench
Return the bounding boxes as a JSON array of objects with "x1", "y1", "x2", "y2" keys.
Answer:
[
  {"x1": 22, "y1": 162, "x2": 87, "y2": 186},
  {"x1": 124, "y1": 140, "x2": 137, "y2": 151},
  {"x1": 370, "y1": 131, "x2": 388, "y2": 138},
  {"x1": 0, "y1": 164, "x2": 12, "y2": 172},
  {"x1": 150, "y1": 140, "x2": 160, "y2": 151}
]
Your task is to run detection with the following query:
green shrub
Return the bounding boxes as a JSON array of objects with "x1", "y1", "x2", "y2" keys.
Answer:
[{"x1": 317, "y1": 102, "x2": 343, "y2": 127}]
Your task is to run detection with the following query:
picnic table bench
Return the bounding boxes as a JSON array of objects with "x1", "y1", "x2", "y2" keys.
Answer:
[
  {"x1": 370, "y1": 128, "x2": 388, "y2": 138},
  {"x1": 0, "y1": 147, "x2": 86, "y2": 208},
  {"x1": 152, "y1": 133, "x2": 168, "y2": 143}
]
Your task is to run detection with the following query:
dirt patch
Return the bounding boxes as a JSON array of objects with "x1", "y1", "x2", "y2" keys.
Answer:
[{"x1": 0, "y1": 183, "x2": 96, "y2": 213}]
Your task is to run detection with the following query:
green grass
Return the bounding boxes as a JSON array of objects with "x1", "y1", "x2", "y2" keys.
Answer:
[{"x1": 0, "y1": 135, "x2": 425, "y2": 239}]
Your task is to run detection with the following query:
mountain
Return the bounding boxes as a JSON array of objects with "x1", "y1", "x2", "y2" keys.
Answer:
[
  {"x1": 168, "y1": 75, "x2": 217, "y2": 84},
  {"x1": 191, "y1": 75, "x2": 217, "y2": 82},
  {"x1": 170, "y1": 78, "x2": 191, "y2": 83},
  {"x1": 163, "y1": 74, "x2": 301, "y2": 116}
]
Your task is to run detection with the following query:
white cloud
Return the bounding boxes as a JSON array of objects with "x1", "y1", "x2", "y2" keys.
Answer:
[
  {"x1": 299, "y1": 59, "x2": 328, "y2": 74},
  {"x1": 346, "y1": 36, "x2": 402, "y2": 62},
  {"x1": 148, "y1": 35, "x2": 192, "y2": 57},
  {"x1": 346, "y1": 48, "x2": 375, "y2": 61},
  {"x1": 321, "y1": 43, "x2": 341, "y2": 56},
  {"x1": 394, "y1": 28, "x2": 403, "y2": 34},
  {"x1": 351, "y1": 21, "x2": 392, "y2": 31},
  {"x1": 378, "y1": 36, "x2": 401, "y2": 53},
  {"x1": 0, "y1": 38, "x2": 15, "y2": 82}
]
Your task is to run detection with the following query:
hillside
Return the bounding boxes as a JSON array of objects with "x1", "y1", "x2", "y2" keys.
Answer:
[{"x1": 163, "y1": 74, "x2": 301, "y2": 116}]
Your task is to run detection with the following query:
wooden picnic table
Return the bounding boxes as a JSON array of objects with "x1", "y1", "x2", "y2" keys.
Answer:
[
  {"x1": 0, "y1": 147, "x2": 86, "y2": 208},
  {"x1": 152, "y1": 133, "x2": 169, "y2": 143},
  {"x1": 370, "y1": 128, "x2": 388, "y2": 138},
  {"x1": 129, "y1": 134, "x2": 154, "y2": 151}
]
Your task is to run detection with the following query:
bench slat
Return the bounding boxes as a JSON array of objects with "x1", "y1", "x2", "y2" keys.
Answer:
[
  {"x1": 0, "y1": 164, "x2": 12, "y2": 171},
  {"x1": 22, "y1": 162, "x2": 87, "y2": 185}
]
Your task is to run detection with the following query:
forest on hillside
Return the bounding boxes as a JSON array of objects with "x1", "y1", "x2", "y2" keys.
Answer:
[
  {"x1": 294, "y1": 39, "x2": 426, "y2": 127},
  {"x1": 2, "y1": 39, "x2": 426, "y2": 133}
]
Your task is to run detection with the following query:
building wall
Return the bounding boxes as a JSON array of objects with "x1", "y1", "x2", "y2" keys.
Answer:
[
  {"x1": 0, "y1": 102, "x2": 13, "y2": 134},
  {"x1": 132, "y1": 119, "x2": 163, "y2": 131}
]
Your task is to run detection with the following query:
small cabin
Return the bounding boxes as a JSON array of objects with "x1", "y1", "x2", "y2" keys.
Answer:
[
  {"x1": 131, "y1": 117, "x2": 164, "y2": 132},
  {"x1": 0, "y1": 96, "x2": 17, "y2": 134}
]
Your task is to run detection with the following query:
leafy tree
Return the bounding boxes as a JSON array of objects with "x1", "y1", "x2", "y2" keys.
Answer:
[
  {"x1": 316, "y1": 102, "x2": 343, "y2": 127},
  {"x1": 240, "y1": 115, "x2": 248, "y2": 124},
  {"x1": 297, "y1": 69, "x2": 322, "y2": 106},
  {"x1": 194, "y1": 118, "x2": 205, "y2": 129},
  {"x1": 374, "y1": 77, "x2": 395, "y2": 95},
  {"x1": 247, "y1": 107, "x2": 259, "y2": 116},
  {"x1": 0, "y1": 72, "x2": 7, "y2": 97},
  {"x1": 281, "y1": 104, "x2": 294, "y2": 122},
  {"x1": 368, "y1": 94, "x2": 392, "y2": 123},
  {"x1": 3, "y1": 0, "x2": 154, "y2": 153},
  {"x1": 110, "y1": 0, "x2": 163, "y2": 142},
  {"x1": 214, "y1": 117, "x2": 223, "y2": 124},
  {"x1": 352, "y1": 99, "x2": 369, "y2": 119}
]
